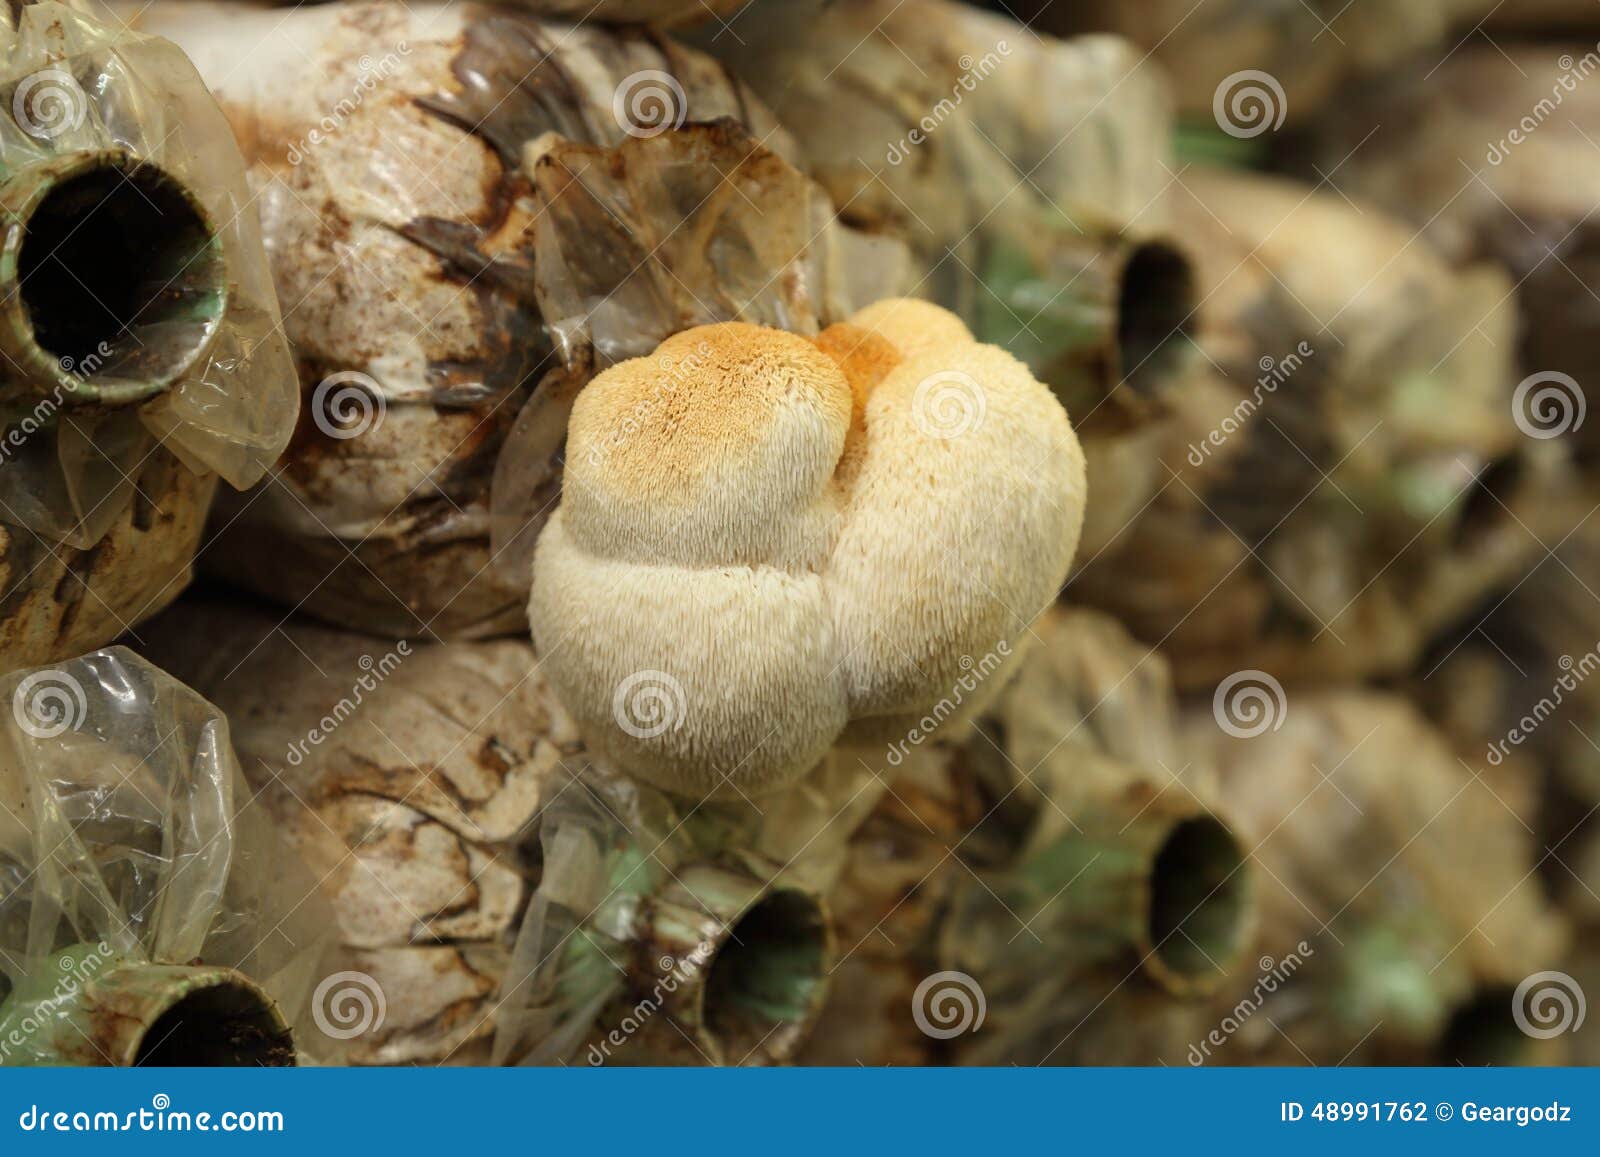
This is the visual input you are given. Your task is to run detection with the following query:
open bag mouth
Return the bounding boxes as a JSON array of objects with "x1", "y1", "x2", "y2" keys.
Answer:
[{"x1": 0, "y1": 149, "x2": 228, "y2": 407}]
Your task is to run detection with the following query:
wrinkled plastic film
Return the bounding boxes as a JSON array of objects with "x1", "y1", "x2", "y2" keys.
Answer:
[
  {"x1": 0, "y1": 649, "x2": 324, "y2": 1064},
  {"x1": 117, "y1": 1, "x2": 901, "y2": 637},
  {"x1": 490, "y1": 119, "x2": 911, "y2": 584},
  {"x1": 528, "y1": 123, "x2": 893, "y2": 369},
  {"x1": 701, "y1": 0, "x2": 1175, "y2": 241},
  {"x1": 1308, "y1": 44, "x2": 1600, "y2": 463},
  {"x1": 494, "y1": 753, "x2": 874, "y2": 1065},
  {"x1": 927, "y1": 610, "x2": 1251, "y2": 1064},
  {"x1": 1071, "y1": 167, "x2": 1544, "y2": 688},
  {"x1": 492, "y1": 765, "x2": 658, "y2": 1066},
  {"x1": 1009, "y1": 0, "x2": 1488, "y2": 128},
  {"x1": 136, "y1": 601, "x2": 582, "y2": 1064},
  {"x1": 693, "y1": 0, "x2": 1186, "y2": 398},
  {"x1": 1184, "y1": 692, "x2": 1568, "y2": 1063},
  {"x1": 0, "y1": 4, "x2": 296, "y2": 549},
  {"x1": 143, "y1": 598, "x2": 866, "y2": 1066},
  {"x1": 138, "y1": 601, "x2": 875, "y2": 1066}
]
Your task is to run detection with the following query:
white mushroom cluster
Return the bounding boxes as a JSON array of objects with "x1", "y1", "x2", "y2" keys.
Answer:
[{"x1": 529, "y1": 300, "x2": 1086, "y2": 797}]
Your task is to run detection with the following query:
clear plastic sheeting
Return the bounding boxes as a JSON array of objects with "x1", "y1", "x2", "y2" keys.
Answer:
[
  {"x1": 702, "y1": 0, "x2": 1174, "y2": 253},
  {"x1": 795, "y1": 743, "x2": 985, "y2": 1066},
  {"x1": 140, "y1": 598, "x2": 877, "y2": 1065},
  {"x1": 0, "y1": 3, "x2": 296, "y2": 550},
  {"x1": 693, "y1": 0, "x2": 1188, "y2": 405},
  {"x1": 0, "y1": 455, "x2": 215, "y2": 674},
  {"x1": 495, "y1": 123, "x2": 908, "y2": 582},
  {"x1": 0, "y1": 649, "x2": 325, "y2": 1065},
  {"x1": 992, "y1": 606, "x2": 1186, "y2": 782},
  {"x1": 1307, "y1": 45, "x2": 1600, "y2": 463},
  {"x1": 116, "y1": 0, "x2": 900, "y2": 638},
  {"x1": 1071, "y1": 167, "x2": 1544, "y2": 688},
  {"x1": 529, "y1": 123, "x2": 905, "y2": 371},
  {"x1": 928, "y1": 608, "x2": 1250, "y2": 1066},
  {"x1": 492, "y1": 763, "x2": 673, "y2": 1066},
  {"x1": 796, "y1": 609, "x2": 1237, "y2": 1067},
  {"x1": 1006, "y1": 0, "x2": 1492, "y2": 128},
  {"x1": 1185, "y1": 692, "x2": 1569, "y2": 1065},
  {"x1": 494, "y1": 753, "x2": 876, "y2": 1065},
  {"x1": 138, "y1": 600, "x2": 582, "y2": 1065}
]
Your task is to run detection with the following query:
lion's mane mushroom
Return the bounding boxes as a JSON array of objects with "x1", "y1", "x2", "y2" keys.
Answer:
[{"x1": 529, "y1": 300, "x2": 1086, "y2": 797}]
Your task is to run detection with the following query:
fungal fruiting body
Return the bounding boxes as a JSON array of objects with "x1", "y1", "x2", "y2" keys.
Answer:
[{"x1": 529, "y1": 299, "x2": 1086, "y2": 797}]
